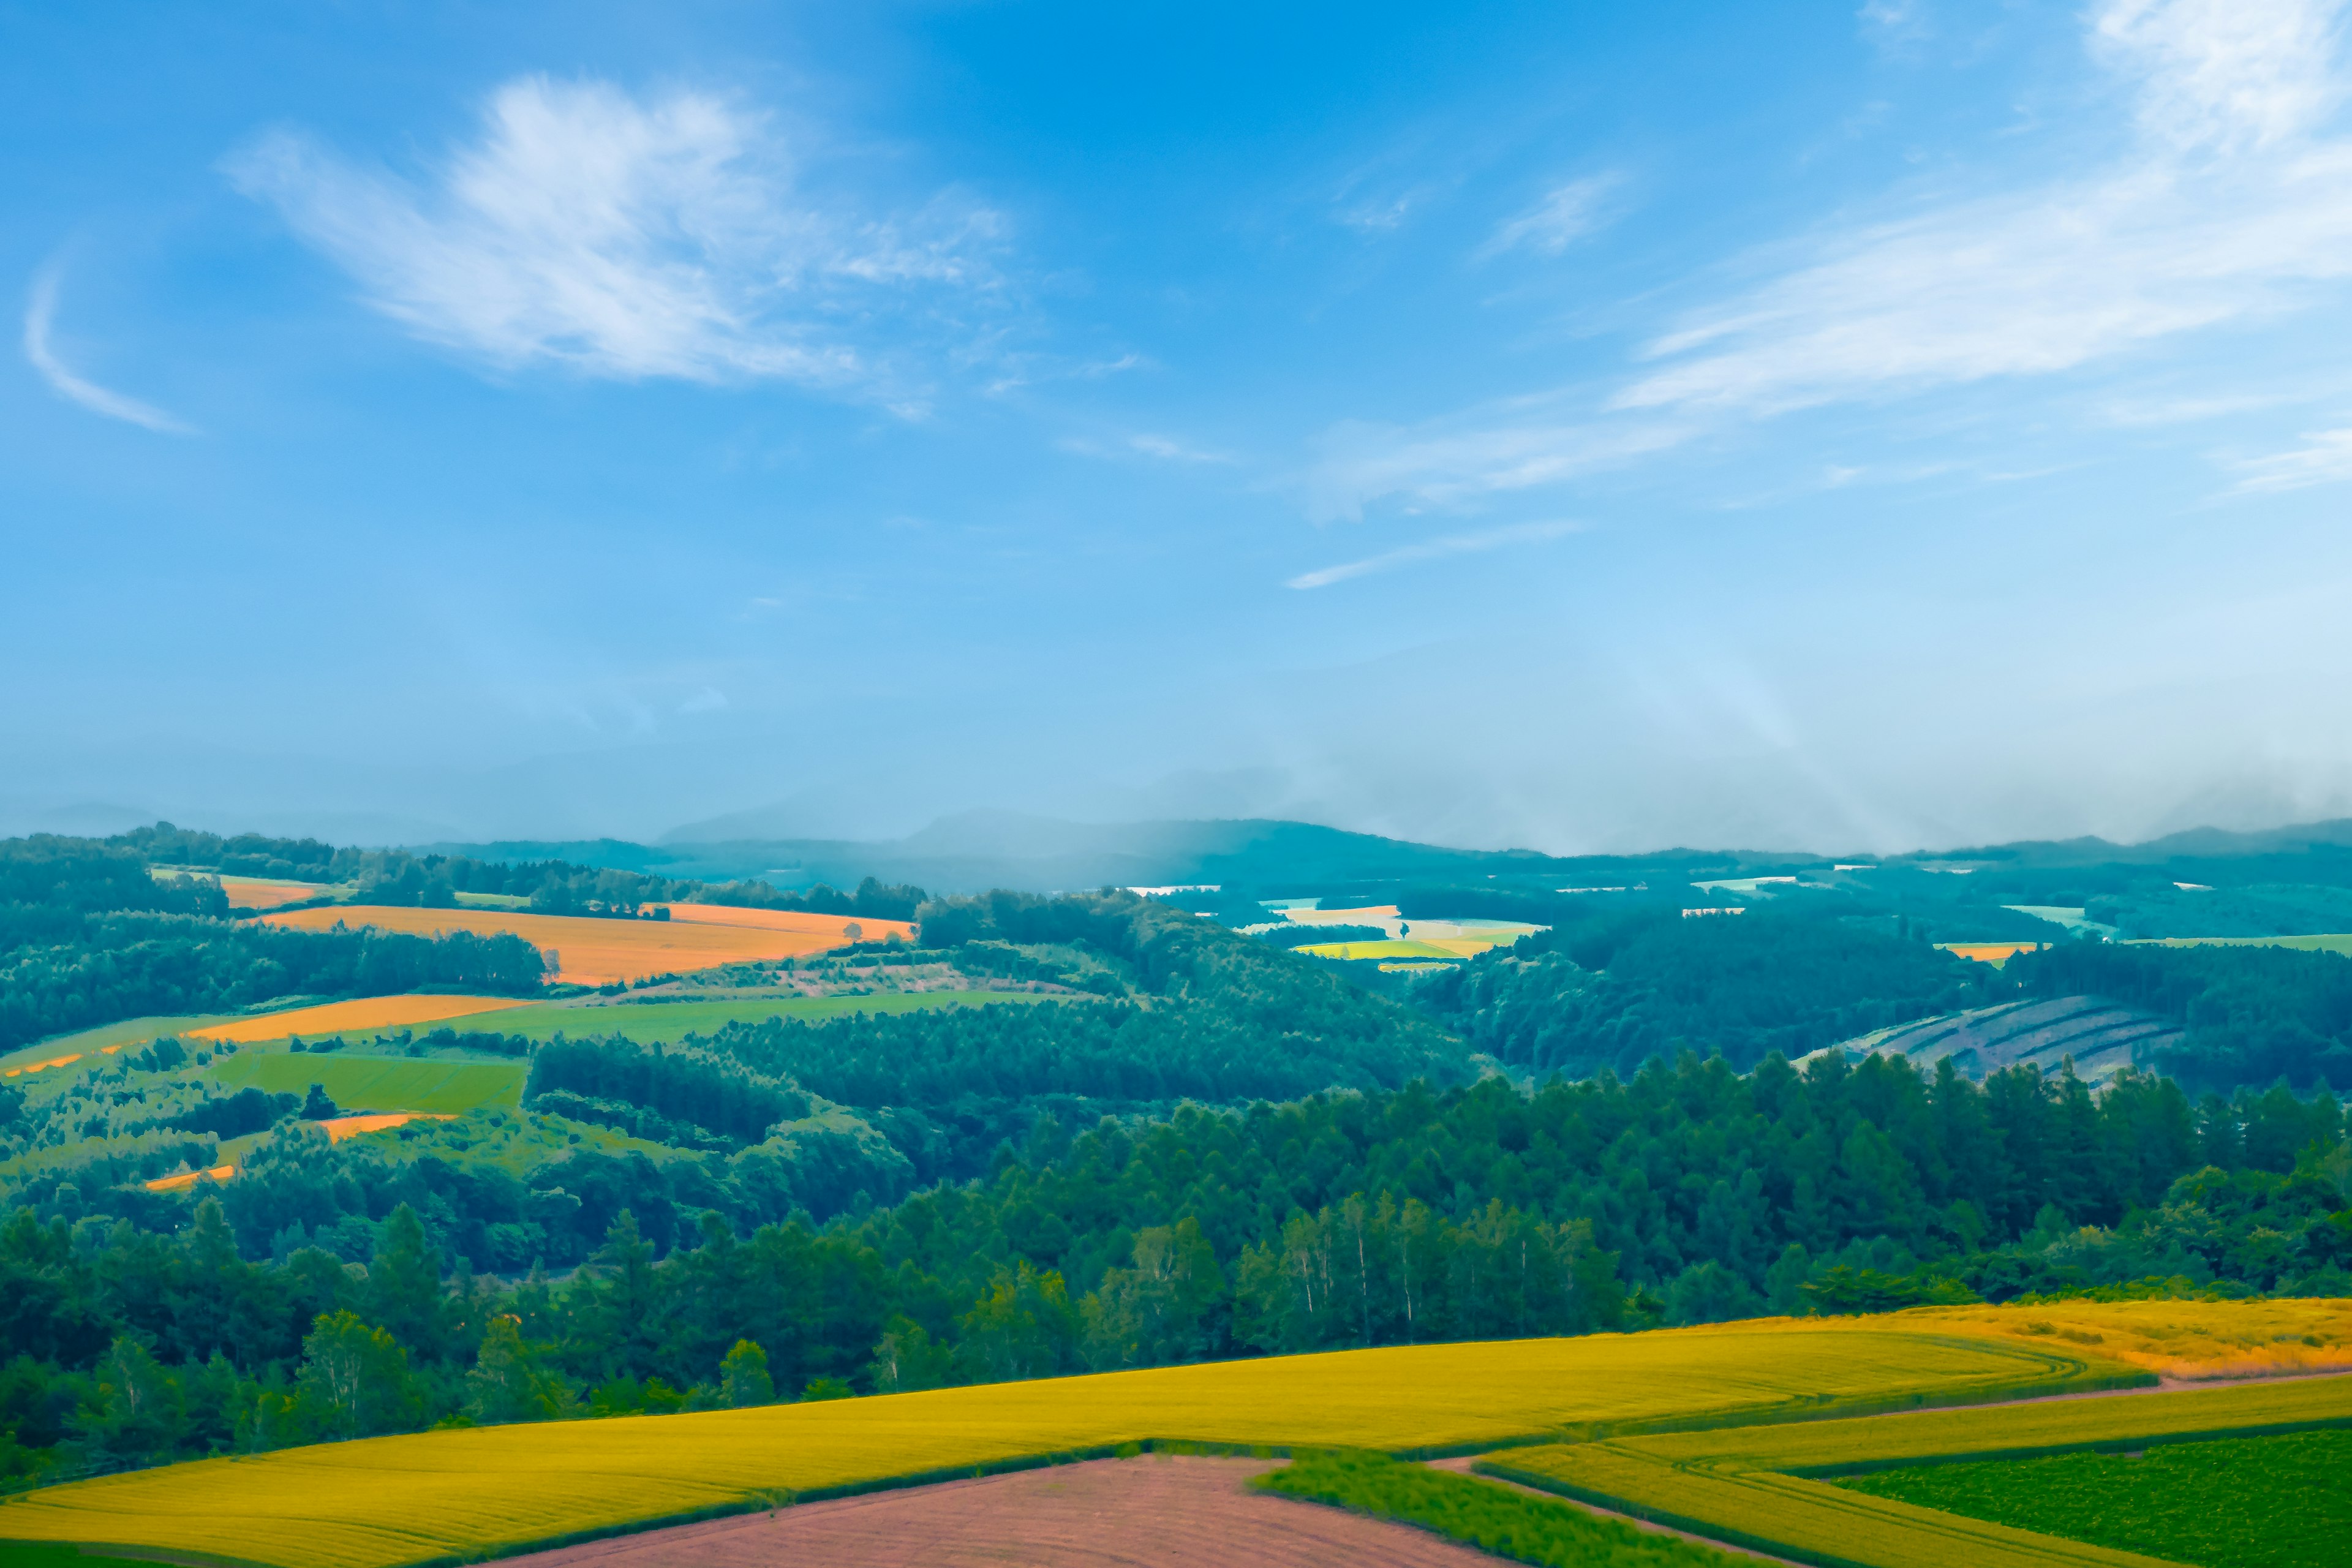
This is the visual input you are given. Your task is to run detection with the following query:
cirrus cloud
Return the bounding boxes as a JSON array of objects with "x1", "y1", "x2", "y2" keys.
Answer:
[{"x1": 227, "y1": 75, "x2": 1007, "y2": 394}]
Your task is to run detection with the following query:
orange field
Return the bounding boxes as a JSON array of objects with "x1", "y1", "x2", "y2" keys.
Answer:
[
  {"x1": 189, "y1": 994, "x2": 537, "y2": 1042},
  {"x1": 218, "y1": 876, "x2": 328, "y2": 910},
  {"x1": 255, "y1": 905, "x2": 879, "y2": 984},
  {"x1": 660, "y1": 902, "x2": 917, "y2": 943},
  {"x1": 1942, "y1": 942, "x2": 2047, "y2": 965},
  {"x1": 143, "y1": 1163, "x2": 236, "y2": 1193},
  {"x1": 317, "y1": 1112, "x2": 454, "y2": 1142},
  {"x1": 3, "y1": 1047, "x2": 109, "y2": 1078}
]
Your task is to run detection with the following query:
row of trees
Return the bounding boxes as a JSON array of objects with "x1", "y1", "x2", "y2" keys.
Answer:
[
  {"x1": 0, "y1": 915, "x2": 546, "y2": 1052},
  {"x1": 7, "y1": 1047, "x2": 2348, "y2": 1480},
  {"x1": 105, "y1": 823, "x2": 927, "y2": 922}
]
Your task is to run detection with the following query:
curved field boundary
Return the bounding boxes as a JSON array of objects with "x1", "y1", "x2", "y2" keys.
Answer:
[
  {"x1": 1479, "y1": 1373, "x2": 2352, "y2": 1568},
  {"x1": 0, "y1": 1325, "x2": 2133, "y2": 1568},
  {"x1": 252, "y1": 907, "x2": 866, "y2": 986},
  {"x1": 189, "y1": 996, "x2": 535, "y2": 1043}
]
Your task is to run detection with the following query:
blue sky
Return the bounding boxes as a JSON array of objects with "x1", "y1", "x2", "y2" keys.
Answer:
[{"x1": 9, "y1": 0, "x2": 2352, "y2": 853}]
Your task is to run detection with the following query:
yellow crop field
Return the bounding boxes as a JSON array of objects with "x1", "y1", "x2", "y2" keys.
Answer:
[
  {"x1": 254, "y1": 906, "x2": 872, "y2": 985},
  {"x1": 1900, "y1": 1297, "x2": 2352, "y2": 1378},
  {"x1": 0, "y1": 1320, "x2": 2132, "y2": 1568},
  {"x1": 1297, "y1": 939, "x2": 1463, "y2": 961},
  {"x1": 1483, "y1": 1371, "x2": 2352, "y2": 1568},
  {"x1": 187, "y1": 995, "x2": 535, "y2": 1044}
]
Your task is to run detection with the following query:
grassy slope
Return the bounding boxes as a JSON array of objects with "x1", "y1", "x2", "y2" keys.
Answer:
[
  {"x1": 410, "y1": 989, "x2": 1049, "y2": 1046},
  {"x1": 0, "y1": 1324, "x2": 2124, "y2": 1568},
  {"x1": 0, "y1": 1016, "x2": 244, "y2": 1073},
  {"x1": 1261, "y1": 1449, "x2": 1740, "y2": 1567},
  {"x1": 2139, "y1": 933, "x2": 2352, "y2": 954},
  {"x1": 208, "y1": 1051, "x2": 527, "y2": 1115},
  {"x1": 1839, "y1": 1428, "x2": 2352, "y2": 1568}
]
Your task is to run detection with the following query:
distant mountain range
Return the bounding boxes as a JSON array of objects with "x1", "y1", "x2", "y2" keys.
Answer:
[{"x1": 418, "y1": 809, "x2": 2352, "y2": 897}]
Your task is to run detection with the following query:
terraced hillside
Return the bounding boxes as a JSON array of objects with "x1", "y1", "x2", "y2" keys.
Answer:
[{"x1": 1801, "y1": 995, "x2": 2180, "y2": 1085}]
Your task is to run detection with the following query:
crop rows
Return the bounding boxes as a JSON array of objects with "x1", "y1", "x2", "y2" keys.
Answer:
[
  {"x1": 1482, "y1": 1373, "x2": 2352, "y2": 1568},
  {"x1": 1839, "y1": 1428, "x2": 2352, "y2": 1568}
]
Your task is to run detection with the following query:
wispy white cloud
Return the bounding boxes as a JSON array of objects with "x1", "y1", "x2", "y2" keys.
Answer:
[
  {"x1": 1313, "y1": 0, "x2": 2352, "y2": 516},
  {"x1": 1287, "y1": 519, "x2": 1581, "y2": 589},
  {"x1": 1618, "y1": 0, "x2": 2352, "y2": 417},
  {"x1": 1126, "y1": 433, "x2": 1231, "y2": 464},
  {"x1": 227, "y1": 75, "x2": 1004, "y2": 390},
  {"x1": 1477, "y1": 174, "x2": 1624, "y2": 260},
  {"x1": 2096, "y1": 0, "x2": 2346, "y2": 149},
  {"x1": 2234, "y1": 423, "x2": 2352, "y2": 488},
  {"x1": 21, "y1": 265, "x2": 194, "y2": 433},
  {"x1": 1305, "y1": 407, "x2": 1687, "y2": 522},
  {"x1": 1058, "y1": 429, "x2": 1232, "y2": 464}
]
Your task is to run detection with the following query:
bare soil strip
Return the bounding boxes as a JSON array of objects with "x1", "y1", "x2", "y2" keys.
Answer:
[{"x1": 502, "y1": 1455, "x2": 1507, "y2": 1568}]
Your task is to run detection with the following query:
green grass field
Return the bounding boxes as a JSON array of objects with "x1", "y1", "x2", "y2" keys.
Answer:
[
  {"x1": 383, "y1": 988, "x2": 1052, "y2": 1046},
  {"x1": 1839, "y1": 1428, "x2": 2352, "y2": 1568},
  {"x1": 208, "y1": 1051, "x2": 527, "y2": 1114},
  {"x1": 1262, "y1": 1449, "x2": 1738, "y2": 1566},
  {"x1": 1484, "y1": 1375, "x2": 2352, "y2": 1568}
]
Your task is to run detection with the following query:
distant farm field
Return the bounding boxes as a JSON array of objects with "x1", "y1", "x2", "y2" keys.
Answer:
[
  {"x1": 0, "y1": 1014, "x2": 242, "y2": 1076},
  {"x1": 1298, "y1": 940, "x2": 1467, "y2": 962},
  {"x1": 2136, "y1": 932, "x2": 2352, "y2": 956},
  {"x1": 1940, "y1": 941, "x2": 2048, "y2": 966},
  {"x1": 254, "y1": 905, "x2": 873, "y2": 984},
  {"x1": 208, "y1": 1050, "x2": 528, "y2": 1115},
  {"x1": 0, "y1": 1321, "x2": 2135, "y2": 1568},
  {"x1": 435, "y1": 989, "x2": 1052, "y2": 1046},
  {"x1": 660, "y1": 902, "x2": 918, "y2": 944},
  {"x1": 189, "y1": 994, "x2": 536, "y2": 1043},
  {"x1": 215, "y1": 876, "x2": 331, "y2": 910}
]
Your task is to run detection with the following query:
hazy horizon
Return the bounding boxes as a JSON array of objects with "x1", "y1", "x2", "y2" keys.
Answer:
[{"x1": 13, "y1": 0, "x2": 2352, "y2": 856}]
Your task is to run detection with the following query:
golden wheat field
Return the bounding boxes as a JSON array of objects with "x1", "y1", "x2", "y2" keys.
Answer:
[
  {"x1": 187, "y1": 994, "x2": 537, "y2": 1043},
  {"x1": 0, "y1": 1321, "x2": 2135, "y2": 1568},
  {"x1": 1902, "y1": 1297, "x2": 2352, "y2": 1378},
  {"x1": 253, "y1": 906, "x2": 874, "y2": 985}
]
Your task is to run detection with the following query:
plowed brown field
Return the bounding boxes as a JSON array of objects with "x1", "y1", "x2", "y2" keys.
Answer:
[
  {"x1": 503, "y1": 1457, "x2": 1498, "y2": 1568},
  {"x1": 254, "y1": 906, "x2": 870, "y2": 985}
]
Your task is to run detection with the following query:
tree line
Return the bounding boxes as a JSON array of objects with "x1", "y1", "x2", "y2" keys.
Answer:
[{"x1": 5, "y1": 1046, "x2": 2345, "y2": 1488}]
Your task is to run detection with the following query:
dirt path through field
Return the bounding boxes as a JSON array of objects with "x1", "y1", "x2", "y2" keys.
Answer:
[{"x1": 502, "y1": 1455, "x2": 1505, "y2": 1568}]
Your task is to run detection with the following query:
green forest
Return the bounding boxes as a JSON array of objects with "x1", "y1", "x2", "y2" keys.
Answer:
[{"x1": 4, "y1": 824, "x2": 2352, "y2": 1492}]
